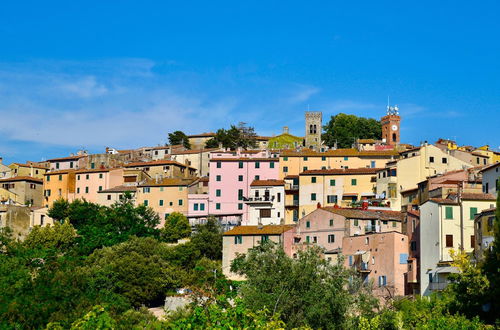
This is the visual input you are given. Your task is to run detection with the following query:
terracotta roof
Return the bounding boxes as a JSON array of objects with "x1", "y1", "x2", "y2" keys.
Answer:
[
  {"x1": 401, "y1": 147, "x2": 421, "y2": 153},
  {"x1": 172, "y1": 148, "x2": 219, "y2": 155},
  {"x1": 428, "y1": 198, "x2": 458, "y2": 205},
  {"x1": 75, "y1": 168, "x2": 116, "y2": 174},
  {"x1": 407, "y1": 209, "x2": 420, "y2": 217},
  {"x1": 281, "y1": 148, "x2": 398, "y2": 157},
  {"x1": 479, "y1": 162, "x2": 500, "y2": 173},
  {"x1": 400, "y1": 187, "x2": 418, "y2": 194},
  {"x1": 125, "y1": 160, "x2": 194, "y2": 169},
  {"x1": 321, "y1": 207, "x2": 405, "y2": 221},
  {"x1": 188, "y1": 132, "x2": 216, "y2": 138},
  {"x1": 0, "y1": 176, "x2": 43, "y2": 184},
  {"x1": 447, "y1": 192, "x2": 496, "y2": 201},
  {"x1": 199, "y1": 176, "x2": 209, "y2": 182},
  {"x1": 45, "y1": 169, "x2": 76, "y2": 175},
  {"x1": 138, "y1": 178, "x2": 197, "y2": 187},
  {"x1": 46, "y1": 155, "x2": 87, "y2": 162},
  {"x1": 301, "y1": 168, "x2": 382, "y2": 175},
  {"x1": 284, "y1": 175, "x2": 299, "y2": 179},
  {"x1": 358, "y1": 139, "x2": 377, "y2": 144},
  {"x1": 250, "y1": 179, "x2": 285, "y2": 187},
  {"x1": 210, "y1": 158, "x2": 277, "y2": 162},
  {"x1": 223, "y1": 225, "x2": 295, "y2": 236},
  {"x1": 98, "y1": 185, "x2": 137, "y2": 193},
  {"x1": 256, "y1": 136, "x2": 271, "y2": 141},
  {"x1": 10, "y1": 163, "x2": 48, "y2": 169}
]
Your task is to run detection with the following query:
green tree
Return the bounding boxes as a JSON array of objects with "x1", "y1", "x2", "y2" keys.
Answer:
[
  {"x1": 48, "y1": 198, "x2": 71, "y2": 221},
  {"x1": 231, "y1": 242, "x2": 376, "y2": 329},
  {"x1": 190, "y1": 217, "x2": 223, "y2": 260},
  {"x1": 204, "y1": 123, "x2": 257, "y2": 150},
  {"x1": 24, "y1": 222, "x2": 77, "y2": 251},
  {"x1": 168, "y1": 131, "x2": 191, "y2": 149},
  {"x1": 161, "y1": 212, "x2": 191, "y2": 243},
  {"x1": 323, "y1": 113, "x2": 382, "y2": 148}
]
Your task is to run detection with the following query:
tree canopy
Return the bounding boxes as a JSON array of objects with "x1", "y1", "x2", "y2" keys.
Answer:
[
  {"x1": 161, "y1": 212, "x2": 191, "y2": 243},
  {"x1": 168, "y1": 130, "x2": 191, "y2": 149},
  {"x1": 205, "y1": 122, "x2": 257, "y2": 150},
  {"x1": 323, "y1": 113, "x2": 382, "y2": 148}
]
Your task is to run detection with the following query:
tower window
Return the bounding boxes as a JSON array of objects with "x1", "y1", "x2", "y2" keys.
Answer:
[{"x1": 392, "y1": 133, "x2": 397, "y2": 142}]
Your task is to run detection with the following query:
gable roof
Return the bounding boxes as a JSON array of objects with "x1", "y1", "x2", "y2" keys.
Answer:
[
  {"x1": 0, "y1": 176, "x2": 43, "y2": 184},
  {"x1": 281, "y1": 148, "x2": 398, "y2": 158},
  {"x1": 125, "y1": 160, "x2": 194, "y2": 169},
  {"x1": 250, "y1": 179, "x2": 285, "y2": 187},
  {"x1": 46, "y1": 155, "x2": 87, "y2": 162},
  {"x1": 98, "y1": 185, "x2": 137, "y2": 193},
  {"x1": 300, "y1": 168, "x2": 381, "y2": 176},
  {"x1": 138, "y1": 177, "x2": 197, "y2": 187},
  {"x1": 223, "y1": 225, "x2": 295, "y2": 236},
  {"x1": 321, "y1": 207, "x2": 405, "y2": 221}
]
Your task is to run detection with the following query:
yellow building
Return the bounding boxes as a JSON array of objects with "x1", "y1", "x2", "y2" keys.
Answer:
[
  {"x1": 9, "y1": 163, "x2": 48, "y2": 179},
  {"x1": 473, "y1": 146, "x2": 500, "y2": 164},
  {"x1": 279, "y1": 148, "x2": 398, "y2": 179},
  {"x1": 0, "y1": 176, "x2": 44, "y2": 207},
  {"x1": 297, "y1": 168, "x2": 379, "y2": 218},
  {"x1": 376, "y1": 144, "x2": 471, "y2": 210},
  {"x1": 135, "y1": 177, "x2": 197, "y2": 227},
  {"x1": 43, "y1": 170, "x2": 76, "y2": 207},
  {"x1": 474, "y1": 207, "x2": 496, "y2": 261}
]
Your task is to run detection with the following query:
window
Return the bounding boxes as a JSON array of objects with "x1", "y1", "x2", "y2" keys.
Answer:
[
  {"x1": 429, "y1": 156, "x2": 434, "y2": 163},
  {"x1": 351, "y1": 179, "x2": 357, "y2": 186},
  {"x1": 470, "y1": 207, "x2": 478, "y2": 220},
  {"x1": 200, "y1": 203, "x2": 205, "y2": 211},
  {"x1": 238, "y1": 175, "x2": 243, "y2": 181},
  {"x1": 238, "y1": 203, "x2": 243, "y2": 210},
  {"x1": 90, "y1": 163, "x2": 95, "y2": 169},
  {"x1": 70, "y1": 162, "x2": 74, "y2": 168},
  {"x1": 349, "y1": 255, "x2": 353, "y2": 266},
  {"x1": 164, "y1": 213, "x2": 170, "y2": 220},
  {"x1": 238, "y1": 189, "x2": 243, "y2": 200},
  {"x1": 329, "y1": 219, "x2": 334, "y2": 226},
  {"x1": 328, "y1": 234, "x2": 335, "y2": 243},
  {"x1": 260, "y1": 209, "x2": 271, "y2": 218},
  {"x1": 445, "y1": 206, "x2": 453, "y2": 219},
  {"x1": 46, "y1": 175, "x2": 50, "y2": 182},
  {"x1": 107, "y1": 194, "x2": 112, "y2": 201},
  {"x1": 169, "y1": 202, "x2": 173, "y2": 206},
  {"x1": 311, "y1": 193, "x2": 316, "y2": 201},
  {"x1": 322, "y1": 156, "x2": 326, "y2": 161},
  {"x1": 76, "y1": 188, "x2": 80, "y2": 194},
  {"x1": 45, "y1": 189, "x2": 51, "y2": 196},
  {"x1": 216, "y1": 203, "x2": 221, "y2": 210},
  {"x1": 371, "y1": 161, "x2": 376, "y2": 168},
  {"x1": 216, "y1": 189, "x2": 221, "y2": 197},
  {"x1": 77, "y1": 175, "x2": 80, "y2": 181},
  {"x1": 194, "y1": 203, "x2": 198, "y2": 211},
  {"x1": 410, "y1": 241, "x2": 417, "y2": 251},
  {"x1": 98, "y1": 186, "x2": 102, "y2": 191},
  {"x1": 442, "y1": 158, "x2": 447, "y2": 164},
  {"x1": 392, "y1": 221, "x2": 397, "y2": 228},
  {"x1": 344, "y1": 156, "x2": 348, "y2": 161},
  {"x1": 303, "y1": 156, "x2": 308, "y2": 161},
  {"x1": 311, "y1": 177, "x2": 316, "y2": 183},
  {"x1": 306, "y1": 220, "x2": 311, "y2": 228},
  {"x1": 254, "y1": 175, "x2": 260, "y2": 180},
  {"x1": 378, "y1": 276, "x2": 387, "y2": 287},
  {"x1": 270, "y1": 162, "x2": 275, "y2": 168},
  {"x1": 56, "y1": 162, "x2": 60, "y2": 169},
  {"x1": 144, "y1": 200, "x2": 149, "y2": 206},
  {"x1": 354, "y1": 219, "x2": 359, "y2": 226},
  {"x1": 399, "y1": 253, "x2": 408, "y2": 264},
  {"x1": 99, "y1": 173, "x2": 103, "y2": 179},
  {"x1": 255, "y1": 161, "x2": 260, "y2": 169},
  {"x1": 216, "y1": 175, "x2": 221, "y2": 181},
  {"x1": 238, "y1": 161, "x2": 243, "y2": 168},
  {"x1": 143, "y1": 187, "x2": 150, "y2": 193},
  {"x1": 327, "y1": 195, "x2": 337, "y2": 204},
  {"x1": 234, "y1": 235, "x2": 243, "y2": 244},
  {"x1": 216, "y1": 161, "x2": 221, "y2": 168},
  {"x1": 277, "y1": 193, "x2": 281, "y2": 202},
  {"x1": 303, "y1": 166, "x2": 308, "y2": 172},
  {"x1": 446, "y1": 234, "x2": 453, "y2": 248},
  {"x1": 58, "y1": 175, "x2": 63, "y2": 181},
  {"x1": 283, "y1": 166, "x2": 288, "y2": 173},
  {"x1": 283, "y1": 156, "x2": 288, "y2": 161},
  {"x1": 330, "y1": 179, "x2": 336, "y2": 186},
  {"x1": 261, "y1": 235, "x2": 269, "y2": 242},
  {"x1": 306, "y1": 236, "x2": 310, "y2": 243},
  {"x1": 86, "y1": 174, "x2": 89, "y2": 180},
  {"x1": 178, "y1": 199, "x2": 183, "y2": 206}
]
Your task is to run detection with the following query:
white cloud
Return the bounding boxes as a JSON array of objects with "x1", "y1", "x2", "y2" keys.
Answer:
[{"x1": 57, "y1": 76, "x2": 108, "y2": 98}]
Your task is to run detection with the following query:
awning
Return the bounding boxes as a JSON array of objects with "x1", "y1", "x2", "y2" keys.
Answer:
[{"x1": 361, "y1": 192, "x2": 376, "y2": 197}]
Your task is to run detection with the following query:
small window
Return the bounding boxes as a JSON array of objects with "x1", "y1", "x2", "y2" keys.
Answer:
[
  {"x1": 311, "y1": 177, "x2": 316, "y2": 183},
  {"x1": 200, "y1": 204, "x2": 205, "y2": 211},
  {"x1": 234, "y1": 235, "x2": 243, "y2": 244},
  {"x1": 216, "y1": 161, "x2": 222, "y2": 168},
  {"x1": 344, "y1": 156, "x2": 348, "y2": 161},
  {"x1": 216, "y1": 175, "x2": 221, "y2": 181},
  {"x1": 159, "y1": 200, "x2": 164, "y2": 206},
  {"x1": 216, "y1": 203, "x2": 221, "y2": 210},
  {"x1": 330, "y1": 179, "x2": 336, "y2": 186},
  {"x1": 283, "y1": 166, "x2": 288, "y2": 173},
  {"x1": 442, "y1": 158, "x2": 447, "y2": 164},
  {"x1": 46, "y1": 176, "x2": 50, "y2": 182},
  {"x1": 238, "y1": 161, "x2": 244, "y2": 169},
  {"x1": 469, "y1": 207, "x2": 477, "y2": 220},
  {"x1": 58, "y1": 175, "x2": 63, "y2": 181},
  {"x1": 238, "y1": 203, "x2": 243, "y2": 210},
  {"x1": 429, "y1": 156, "x2": 434, "y2": 163},
  {"x1": 354, "y1": 219, "x2": 359, "y2": 226},
  {"x1": 77, "y1": 175, "x2": 80, "y2": 181},
  {"x1": 85, "y1": 187, "x2": 89, "y2": 193},
  {"x1": 178, "y1": 199, "x2": 183, "y2": 206},
  {"x1": 255, "y1": 162, "x2": 260, "y2": 169},
  {"x1": 260, "y1": 209, "x2": 271, "y2": 218},
  {"x1": 238, "y1": 189, "x2": 243, "y2": 201},
  {"x1": 399, "y1": 253, "x2": 408, "y2": 264},
  {"x1": 144, "y1": 200, "x2": 149, "y2": 206},
  {"x1": 306, "y1": 221, "x2": 311, "y2": 228},
  {"x1": 445, "y1": 206, "x2": 453, "y2": 219},
  {"x1": 216, "y1": 189, "x2": 221, "y2": 197},
  {"x1": 270, "y1": 162, "x2": 275, "y2": 168},
  {"x1": 328, "y1": 234, "x2": 335, "y2": 243},
  {"x1": 446, "y1": 234, "x2": 453, "y2": 247},
  {"x1": 322, "y1": 156, "x2": 326, "y2": 161},
  {"x1": 77, "y1": 187, "x2": 80, "y2": 194},
  {"x1": 303, "y1": 166, "x2": 308, "y2": 172},
  {"x1": 303, "y1": 157, "x2": 308, "y2": 161},
  {"x1": 471, "y1": 235, "x2": 475, "y2": 248},
  {"x1": 107, "y1": 194, "x2": 111, "y2": 201},
  {"x1": 283, "y1": 157, "x2": 288, "y2": 161},
  {"x1": 86, "y1": 174, "x2": 89, "y2": 180},
  {"x1": 98, "y1": 186, "x2": 102, "y2": 191},
  {"x1": 378, "y1": 276, "x2": 387, "y2": 287},
  {"x1": 329, "y1": 219, "x2": 333, "y2": 226},
  {"x1": 311, "y1": 193, "x2": 316, "y2": 201},
  {"x1": 99, "y1": 173, "x2": 103, "y2": 179},
  {"x1": 261, "y1": 235, "x2": 269, "y2": 243},
  {"x1": 254, "y1": 175, "x2": 260, "y2": 180},
  {"x1": 238, "y1": 175, "x2": 243, "y2": 181},
  {"x1": 351, "y1": 179, "x2": 357, "y2": 186}
]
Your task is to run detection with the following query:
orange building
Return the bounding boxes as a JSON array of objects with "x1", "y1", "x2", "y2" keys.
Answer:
[{"x1": 43, "y1": 170, "x2": 76, "y2": 207}]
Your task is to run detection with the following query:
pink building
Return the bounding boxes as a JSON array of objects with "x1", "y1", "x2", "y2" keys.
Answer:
[
  {"x1": 343, "y1": 231, "x2": 409, "y2": 298},
  {"x1": 209, "y1": 150, "x2": 279, "y2": 224},
  {"x1": 187, "y1": 194, "x2": 209, "y2": 224},
  {"x1": 74, "y1": 168, "x2": 125, "y2": 203},
  {"x1": 47, "y1": 155, "x2": 88, "y2": 171}
]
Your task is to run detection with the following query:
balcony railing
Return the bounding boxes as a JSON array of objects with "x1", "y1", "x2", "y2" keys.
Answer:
[
  {"x1": 244, "y1": 196, "x2": 274, "y2": 203},
  {"x1": 286, "y1": 200, "x2": 299, "y2": 207},
  {"x1": 285, "y1": 184, "x2": 299, "y2": 191}
]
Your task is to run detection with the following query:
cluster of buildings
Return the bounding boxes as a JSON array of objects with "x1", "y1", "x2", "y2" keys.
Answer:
[{"x1": 1, "y1": 105, "x2": 499, "y2": 299}]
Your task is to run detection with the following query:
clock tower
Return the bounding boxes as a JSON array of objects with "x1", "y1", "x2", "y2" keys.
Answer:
[{"x1": 381, "y1": 105, "x2": 400, "y2": 146}]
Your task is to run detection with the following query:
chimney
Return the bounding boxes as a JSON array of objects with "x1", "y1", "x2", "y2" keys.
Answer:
[{"x1": 283, "y1": 126, "x2": 289, "y2": 134}]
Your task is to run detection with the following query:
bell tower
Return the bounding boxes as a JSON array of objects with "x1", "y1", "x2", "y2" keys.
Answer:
[
  {"x1": 381, "y1": 105, "x2": 401, "y2": 146},
  {"x1": 305, "y1": 111, "x2": 322, "y2": 150}
]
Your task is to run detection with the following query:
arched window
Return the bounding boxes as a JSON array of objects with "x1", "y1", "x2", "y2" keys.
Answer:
[
  {"x1": 309, "y1": 124, "x2": 314, "y2": 134},
  {"x1": 392, "y1": 133, "x2": 397, "y2": 142}
]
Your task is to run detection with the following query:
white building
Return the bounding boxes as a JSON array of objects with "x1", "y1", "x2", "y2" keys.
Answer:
[
  {"x1": 245, "y1": 179, "x2": 285, "y2": 225},
  {"x1": 419, "y1": 192, "x2": 496, "y2": 296},
  {"x1": 479, "y1": 162, "x2": 500, "y2": 197}
]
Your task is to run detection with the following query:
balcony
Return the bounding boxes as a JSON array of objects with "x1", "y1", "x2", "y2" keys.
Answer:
[
  {"x1": 285, "y1": 200, "x2": 299, "y2": 208},
  {"x1": 429, "y1": 282, "x2": 448, "y2": 291},
  {"x1": 285, "y1": 184, "x2": 299, "y2": 192},
  {"x1": 364, "y1": 225, "x2": 380, "y2": 233},
  {"x1": 244, "y1": 196, "x2": 274, "y2": 204},
  {"x1": 356, "y1": 262, "x2": 371, "y2": 273}
]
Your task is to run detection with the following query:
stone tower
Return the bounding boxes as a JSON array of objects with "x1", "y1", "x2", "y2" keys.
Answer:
[
  {"x1": 305, "y1": 111, "x2": 322, "y2": 150},
  {"x1": 381, "y1": 105, "x2": 401, "y2": 146}
]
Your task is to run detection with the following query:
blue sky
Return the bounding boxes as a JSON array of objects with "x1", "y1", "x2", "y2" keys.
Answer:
[{"x1": 1, "y1": 1, "x2": 499, "y2": 163}]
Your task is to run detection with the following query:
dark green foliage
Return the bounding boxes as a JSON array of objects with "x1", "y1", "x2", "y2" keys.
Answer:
[
  {"x1": 323, "y1": 113, "x2": 382, "y2": 148},
  {"x1": 160, "y1": 212, "x2": 191, "y2": 243},
  {"x1": 204, "y1": 122, "x2": 257, "y2": 150},
  {"x1": 232, "y1": 242, "x2": 376, "y2": 329},
  {"x1": 190, "y1": 217, "x2": 223, "y2": 260},
  {"x1": 168, "y1": 130, "x2": 191, "y2": 149},
  {"x1": 47, "y1": 198, "x2": 70, "y2": 221}
]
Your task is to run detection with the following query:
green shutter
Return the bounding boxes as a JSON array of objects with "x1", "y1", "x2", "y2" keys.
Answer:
[
  {"x1": 330, "y1": 179, "x2": 336, "y2": 186},
  {"x1": 470, "y1": 207, "x2": 478, "y2": 220},
  {"x1": 445, "y1": 206, "x2": 453, "y2": 219}
]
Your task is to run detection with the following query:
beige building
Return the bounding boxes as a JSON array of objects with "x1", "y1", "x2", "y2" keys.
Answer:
[
  {"x1": 97, "y1": 185, "x2": 137, "y2": 207},
  {"x1": 170, "y1": 148, "x2": 219, "y2": 177},
  {"x1": 280, "y1": 148, "x2": 398, "y2": 179},
  {"x1": 125, "y1": 160, "x2": 197, "y2": 179},
  {"x1": 0, "y1": 176, "x2": 44, "y2": 207},
  {"x1": 376, "y1": 144, "x2": 471, "y2": 210},
  {"x1": 298, "y1": 168, "x2": 380, "y2": 217},
  {"x1": 188, "y1": 133, "x2": 216, "y2": 150},
  {"x1": 135, "y1": 177, "x2": 198, "y2": 227},
  {"x1": 8, "y1": 163, "x2": 48, "y2": 179}
]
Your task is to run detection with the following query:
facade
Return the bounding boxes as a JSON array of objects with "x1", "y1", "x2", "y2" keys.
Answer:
[
  {"x1": 376, "y1": 144, "x2": 471, "y2": 210},
  {"x1": 304, "y1": 111, "x2": 322, "y2": 150},
  {"x1": 222, "y1": 225, "x2": 295, "y2": 280},
  {"x1": 298, "y1": 168, "x2": 380, "y2": 217},
  {"x1": 0, "y1": 158, "x2": 10, "y2": 179},
  {"x1": 43, "y1": 170, "x2": 76, "y2": 207},
  {"x1": 0, "y1": 205, "x2": 32, "y2": 240},
  {"x1": 135, "y1": 178, "x2": 197, "y2": 227},
  {"x1": 474, "y1": 208, "x2": 496, "y2": 261},
  {"x1": 0, "y1": 176, "x2": 44, "y2": 207},
  {"x1": 209, "y1": 150, "x2": 279, "y2": 224},
  {"x1": 479, "y1": 162, "x2": 500, "y2": 197},
  {"x1": 343, "y1": 232, "x2": 409, "y2": 298},
  {"x1": 74, "y1": 168, "x2": 126, "y2": 203},
  {"x1": 170, "y1": 148, "x2": 219, "y2": 177},
  {"x1": 125, "y1": 160, "x2": 197, "y2": 179},
  {"x1": 280, "y1": 149, "x2": 398, "y2": 179},
  {"x1": 8, "y1": 163, "x2": 47, "y2": 179},
  {"x1": 405, "y1": 210, "x2": 421, "y2": 294},
  {"x1": 31, "y1": 207, "x2": 54, "y2": 227},
  {"x1": 419, "y1": 193, "x2": 496, "y2": 296},
  {"x1": 187, "y1": 133, "x2": 216, "y2": 150},
  {"x1": 381, "y1": 105, "x2": 401, "y2": 146},
  {"x1": 97, "y1": 185, "x2": 137, "y2": 207},
  {"x1": 245, "y1": 179, "x2": 285, "y2": 226},
  {"x1": 46, "y1": 155, "x2": 87, "y2": 171}
]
